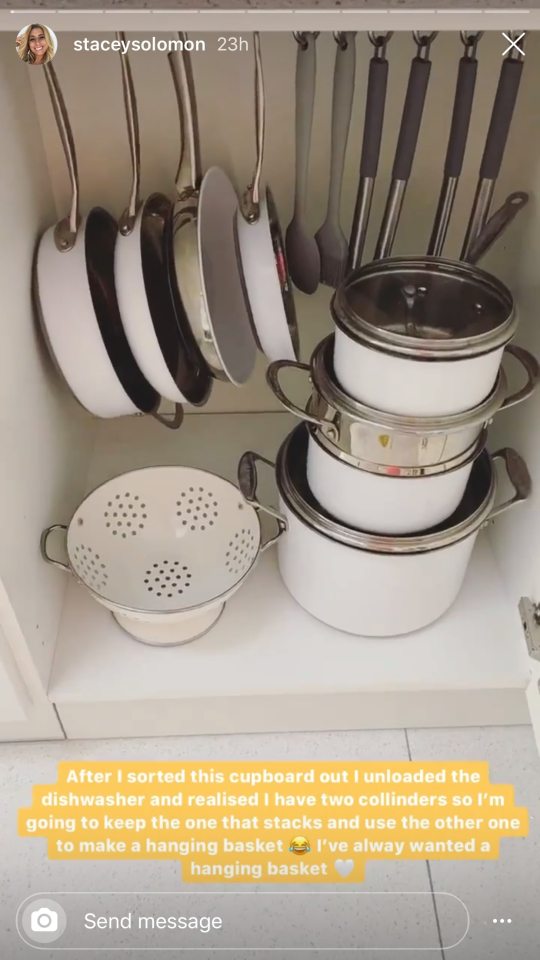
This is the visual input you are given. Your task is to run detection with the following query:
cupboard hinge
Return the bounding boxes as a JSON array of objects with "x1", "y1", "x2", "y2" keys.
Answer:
[{"x1": 519, "y1": 597, "x2": 540, "y2": 662}]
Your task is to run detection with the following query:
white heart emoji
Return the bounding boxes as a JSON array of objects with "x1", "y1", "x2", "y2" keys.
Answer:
[{"x1": 334, "y1": 858, "x2": 354, "y2": 878}]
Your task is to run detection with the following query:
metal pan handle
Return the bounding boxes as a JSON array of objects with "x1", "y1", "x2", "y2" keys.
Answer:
[
  {"x1": 43, "y1": 63, "x2": 80, "y2": 252},
  {"x1": 266, "y1": 360, "x2": 334, "y2": 433},
  {"x1": 40, "y1": 524, "x2": 69, "y2": 572},
  {"x1": 117, "y1": 33, "x2": 140, "y2": 236},
  {"x1": 237, "y1": 451, "x2": 287, "y2": 551},
  {"x1": 500, "y1": 344, "x2": 540, "y2": 411},
  {"x1": 241, "y1": 32, "x2": 265, "y2": 223},
  {"x1": 168, "y1": 33, "x2": 200, "y2": 197},
  {"x1": 150, "y1": 402, "x2": 184, "y2": 430},
  {"x1": 485, "y1": 447, "x2": 531, "y2": 523}
]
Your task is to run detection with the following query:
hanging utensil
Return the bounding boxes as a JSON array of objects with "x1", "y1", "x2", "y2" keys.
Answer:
[
  {"x1": 374, "y1": 31, "x2": 437, "y2": 260},
  {"x1": 464, "y1": 190, "x2": 528, "y2": 263},
  {"x1": 460, "y1": 31, "x2": 525, "y2": 260},
  {"x1": 315, "y1": 31, "x2": 357, "y2": 288},
  {"x1": 237, "y1": 32, "x2": 299, "y2": 362},
  {"x1": 167, "y1": 34, "x2": 257, "y2": 385},
  {"x1": 427, "y1": 31, "x2": 482, "y2": 256},
  {"x1": 114, "y1": 34, "x2": 207, "y2": 410},
  {"x1": 285, "y1": 32, "x2": 320, "y2": 295},
  {"x1": 348, "y1": 31, "x2": 392, "y2": 272}
]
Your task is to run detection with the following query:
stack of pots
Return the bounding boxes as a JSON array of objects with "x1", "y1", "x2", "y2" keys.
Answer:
[{"x1": 255, "y1": 257, "x2": 538, "y2": 637}]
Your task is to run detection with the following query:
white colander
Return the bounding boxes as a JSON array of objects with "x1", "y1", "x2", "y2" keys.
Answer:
[{"x1": 41, "y1": 465, "x2": 284, "y2": 645}]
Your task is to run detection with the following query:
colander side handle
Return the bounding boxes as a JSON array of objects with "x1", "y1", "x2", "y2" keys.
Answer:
[
  {"x1": 150, "y1": 402, "x2": 184, "y2": 430},
  {"x1": 40, "y1": 524, "x2": 69, "y2": 571},
  {"x1": 238, "y1": 451, "x2": 288, "y2": 552}
]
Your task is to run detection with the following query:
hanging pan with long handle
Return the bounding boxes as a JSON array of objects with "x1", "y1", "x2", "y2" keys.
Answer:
[
  {"x1": 236, "y1": 31, "x2": 299, "y2": 362},
  {"x1": 374, "y1": 31, "x2": 437, "y2": 260},
  {"x1": 114, "y1": 34, "x2": 210, "y2": 409},
  {"x1": 167, "y1": 33, "x2": 257, "y2": 385},
  {"x1": 427, "y1": 31, "x2": 482, "y2": 256},
  {"x1": 348, "y1": 31, "x2": 392, "y2": 271},
  {"x1": 285, "y1": 31, "x2": 320, "y2": 295},
  {"x1": 460, "y1": 31, "x2": 525, "y2": 260},
  {"x1": 36, "y1": 62, "x2": 175, "y2": 425}
]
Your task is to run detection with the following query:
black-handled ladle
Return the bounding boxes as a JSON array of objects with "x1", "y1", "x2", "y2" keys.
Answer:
[
  {"x1": 460, "y1": 30, "x2": 525, "y2": 260},
  {"x1": 427, "y1": 31, "x2": 482, "y2": 256}
]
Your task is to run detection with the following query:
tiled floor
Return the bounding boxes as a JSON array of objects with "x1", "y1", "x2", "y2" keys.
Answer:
[{"x1": 1, "y1": 726, "x2": 538, "y2": 958}]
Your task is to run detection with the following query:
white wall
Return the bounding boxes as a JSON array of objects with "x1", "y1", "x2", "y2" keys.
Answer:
[
  {"x1": 0, "y1": 34, "x2": 96, "y2": 691},
  {"x1": 28, "y1": 30, "x2": 539, "y2": 415}
]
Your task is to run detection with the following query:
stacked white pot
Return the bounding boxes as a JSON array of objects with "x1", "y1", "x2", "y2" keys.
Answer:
[{"x1": 259, "y1": 257, "x2": 538, "y2": 637}]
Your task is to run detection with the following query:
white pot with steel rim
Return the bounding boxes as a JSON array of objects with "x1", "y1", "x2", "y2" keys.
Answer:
[
  {"x1": 305, "y1": 425, "x2": 487, "y2": 534},
  {"x1": 238, "y1": 425, "x2": 530, "y2": 637},
  {"x1": 266, "y1": 334, "x2": 538, "y2": 473},
  {"x1": 331, "y1": 257, "x2": 518, "y2": 417}
]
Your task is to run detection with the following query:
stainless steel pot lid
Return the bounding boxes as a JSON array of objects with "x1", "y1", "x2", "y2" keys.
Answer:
[
  {"x1": 311, "y1": 335, "x2": 509, "y2": 434},
  {"x1": 277, "y1": 423, "x2": 497, "y2": 554},
  {"x1": 332, "y1": 257, "x2": 516, "y2": 359}
]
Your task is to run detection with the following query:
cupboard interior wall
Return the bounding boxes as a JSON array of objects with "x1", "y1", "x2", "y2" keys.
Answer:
[
  {"x1": 2, "y1": 29, "x2": 540, "y2": 719},
  {"x1": 0, "y1": 34, "x2": 96, "y2": 694}
]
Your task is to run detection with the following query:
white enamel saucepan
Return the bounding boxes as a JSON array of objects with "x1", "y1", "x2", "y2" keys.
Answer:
[
  {"x1": 267, "y1": 334, "x2": 538, "y2": 535},
  {"x1": 236, "y1": 32, "x2": 299, "y2": 362},
  {"x1": 239, "y1": 425, "x2": 530, "y2": 637},
  {"x1": 36, "y1": 63, "x2": 175, "y2": 426},
  {"x1": 167, "y1": 35, "x2": 257, "y2": 385},
  {"x1": 41, "y1": 466, "x2": 285, "y2": 646},
  {"x1": 114, "y1": 34, "x2": 211, "y2": 409}
]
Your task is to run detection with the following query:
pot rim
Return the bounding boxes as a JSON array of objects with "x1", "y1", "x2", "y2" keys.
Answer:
[
  {"x1": 277, "y1": 425, "x2": 496, "y2": 555},
  {"x1": 313, "y1": 335, "x2": 507, "y2": 435},
  {"x1": 308, "y1": 423, "x2": 488, "y2": 478},
  {"x1": 332, "y1": 257, "x2": 517, "y2": 360}
]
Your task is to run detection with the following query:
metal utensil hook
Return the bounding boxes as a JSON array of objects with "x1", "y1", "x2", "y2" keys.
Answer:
[
  {"x1": 333, "y1": 32, "x2": 349, "y2": 50},
  {"x1": 293, "y1": 31, "x2": 319, "y2": 49},
  {"x1": 368, "y1": 31, "x2": 393, "y2": 58},
  {"x1": 460, "y1": 30, "x2": 483, "y2": 57},
  {"x1": 413, "y1": 31, "x2": 437, "y2": 59}
]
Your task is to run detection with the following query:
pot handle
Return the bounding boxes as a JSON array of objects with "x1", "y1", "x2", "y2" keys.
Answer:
[
  {"x1": 486, "y1": 447, "x2": 531, "y2": 522},
  {"x1": 150, "y1": 402, "x2": 184, "y2": 431},
  {"x1": 117, "y1": 33, "x2": 141, "y2": 236},
  {"x1": 40, "y1": 525, "x2": 69, "y2": 572},
  {"x1": 43, "y1": 63, "x2": 80, "y2": 252},
  {"x1": 266, "y1": 360, "x2": 334, "y2": 433},
  {"x1": 241, "y1": 32, "x2": 265, "y2": 223},
  {"x1": 237, "y1": 451, "x2": 288, "y2": 551},
  {"x1": 169, "y1": 34, "x2": 200, "y2": 197},
  {"x1": 500, "y1": 344, "x2": 540, "y2": 410}
]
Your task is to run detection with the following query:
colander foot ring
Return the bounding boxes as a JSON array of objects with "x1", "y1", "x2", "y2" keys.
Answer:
[{"x1": 112, "y1": 603, "x2": 225, "y2": 647}]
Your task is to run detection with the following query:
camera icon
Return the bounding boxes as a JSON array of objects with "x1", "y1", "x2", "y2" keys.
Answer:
[
  {"x1": 31, "y1": 906, "x2": 59, "y2": 933},
  {"x1": 20, "y1": 898, "x2": 67, "y2": 943}
]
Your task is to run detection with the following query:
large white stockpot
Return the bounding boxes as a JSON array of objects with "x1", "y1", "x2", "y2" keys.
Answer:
[
  {"x1": 306, "y1": 426, "x2": 486, "y2": 534},
  {"x1": 332, "y1": 257, "x2": 517, "y2": 417},
  {"x1": 239, "y1": 426, "x2": 530, "y2": 638}
]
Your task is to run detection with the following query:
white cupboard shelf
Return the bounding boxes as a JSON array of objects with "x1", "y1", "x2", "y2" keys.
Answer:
[{"x1": 47, "y1": 413, "x2": 531, "y2": 739}]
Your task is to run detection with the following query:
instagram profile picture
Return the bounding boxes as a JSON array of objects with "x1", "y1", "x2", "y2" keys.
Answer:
[{"x1": 16, "y1": 23, "x2": 58, "y2": 65}]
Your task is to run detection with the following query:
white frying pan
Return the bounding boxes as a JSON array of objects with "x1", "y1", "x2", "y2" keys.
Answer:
[
  {"x1": 236, "y1": 32, "x2": 299, "y2": 363},
  {"x1": 167, "y1": 35, "x2": 257, "y2": 385},
  {"x1": 36, "y1": 63, "x2": 179, "y2": 425},
  {"x1": 114, "y1": 35, "x2": 210, "y2": 408}
]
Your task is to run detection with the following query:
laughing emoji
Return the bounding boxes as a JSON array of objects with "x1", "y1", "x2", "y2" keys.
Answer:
[{"x1": 289, "y1": 835, "x2": 311, "y2": 855}]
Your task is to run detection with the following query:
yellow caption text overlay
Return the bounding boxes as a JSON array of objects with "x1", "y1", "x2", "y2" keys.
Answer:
[{"x1": 18, "y1": 762, "x2": 528, "y2": 884}]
